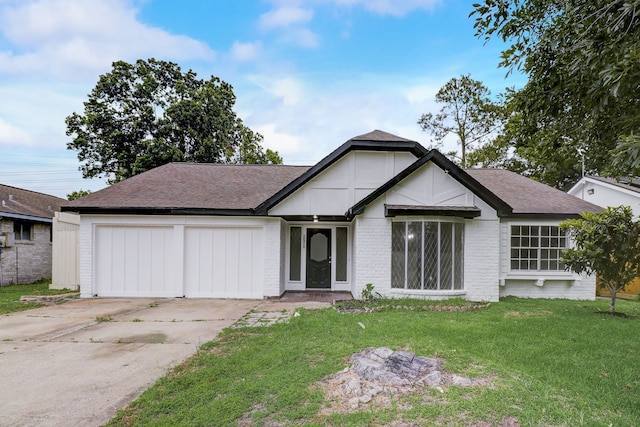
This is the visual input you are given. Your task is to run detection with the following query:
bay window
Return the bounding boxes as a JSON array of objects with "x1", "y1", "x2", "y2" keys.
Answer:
[{"x1": 392, "y1": 221, "x2": 464, "y2": 290}]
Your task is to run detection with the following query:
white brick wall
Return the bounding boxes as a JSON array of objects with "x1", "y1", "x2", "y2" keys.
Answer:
[
  {"x1": 352, "y1": 200, "x2": 502, "y2": 302},
  {"x1": 464, "y1": 219, "x2": 501, "y2": 302},
  {"x1": 263, "y1": 218, "x2": 284, "y2": 297},
  {"x1": 498, "y1": 219, "x2": 596, "y2": 301},
  {"x1": 499, "y1": 274, "x2": 595, "y2": 300},
  {"x1": 352, "y1": 216, "x2": 391, "y2": 299}
]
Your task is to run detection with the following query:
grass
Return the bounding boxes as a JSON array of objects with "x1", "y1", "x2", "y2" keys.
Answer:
[
  {"x1": 0, "y1": 279, "x2": 76, "y2": 314},
  {"x1": 108, "y1": 297, "x2": 640, "y2": 426}
]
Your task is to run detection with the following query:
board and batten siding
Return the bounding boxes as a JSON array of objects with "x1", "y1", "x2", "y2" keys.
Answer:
[
  {"x1": 80, "y1": 215, "x2": 278, "y2": 299},
  {"x1": 95, "y1": 225, "x2": 178, "y2": 297},
  {"x1": 51, "y1": 211, "x2": 81, "y2": 290},
  {"x1": 183, "y1": 227, "x2": 263, "y2": 298},
  {"x1": 269, "y1": 151, "x2": 417, "y2": 216}
]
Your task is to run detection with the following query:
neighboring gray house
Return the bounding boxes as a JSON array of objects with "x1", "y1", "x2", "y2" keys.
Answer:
[
  {"x1": 0, "y1": 184, "x2": 67, "y2": 285},
  {"x1": 63, "y1": 130, "x2": 601, "y2": 301}
]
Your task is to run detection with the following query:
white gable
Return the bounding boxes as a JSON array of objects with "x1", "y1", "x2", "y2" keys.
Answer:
[
  {"x1": 364, "y1": 162, "x2": 497, "y2": 219},
  {"x1": 269, "y1": 150, "x2": 417, "y2": 216},
  {"x1": 568, "y1": 177, "x2": 639, "y2": 216}
]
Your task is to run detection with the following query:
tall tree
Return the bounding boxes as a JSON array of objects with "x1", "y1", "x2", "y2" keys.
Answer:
[
  {"x1": 66, "y1": 59, "x2": 281, "y2": 184},
  {"x1": 561, "y1": 206, "x2": 640, "y2": 314},
  {"x1": 418, "y1": 75, "x2": 504, "y2": 168},
  {"x1": 471, "y1": 1, "x2": 640, "y2": 185}
]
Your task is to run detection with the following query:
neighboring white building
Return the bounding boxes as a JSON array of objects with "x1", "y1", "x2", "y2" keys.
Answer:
[
  {"x1": 63, "y1": 130, "x2": 602, "y2": 301},
  {"x1": 568, "y1": 176, "x2": 640, "y2": 216}
]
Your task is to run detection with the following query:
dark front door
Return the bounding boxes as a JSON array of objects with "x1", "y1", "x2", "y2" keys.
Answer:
[{"x1": 306, "y1": 228, "x2": 331, "y2": 289}]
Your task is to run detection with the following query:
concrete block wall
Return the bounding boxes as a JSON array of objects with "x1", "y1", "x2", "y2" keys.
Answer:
[{"x1": 0, "y1": 219, "x2": 52, "y2": 285}]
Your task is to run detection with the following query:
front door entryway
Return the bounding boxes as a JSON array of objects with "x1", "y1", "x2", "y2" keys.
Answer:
[{"x1": 306, "y1": 228, "x2": 331, "y2": 288}]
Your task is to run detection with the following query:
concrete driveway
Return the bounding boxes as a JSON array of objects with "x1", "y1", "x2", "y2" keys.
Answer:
[{"x1": 0, "y1": 297, "x2": 261, "y2": 427}]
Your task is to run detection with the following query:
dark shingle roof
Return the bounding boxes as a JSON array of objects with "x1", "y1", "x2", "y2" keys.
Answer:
[
  {"x1": 466, "y1": 169, "x2": 602, "y2": 216},
  {"x1": 0, "y1": 184, "x2": 67, "y2": 221},
  {"x1": 349, "y1": 129, "x2": 416, "y2": 142},
  {"x1": 587, "y1": 176, "x2": 640, "y2": 194},
  {"x1": 65, "y1": 163, "x2": 311, "y2": 212}
]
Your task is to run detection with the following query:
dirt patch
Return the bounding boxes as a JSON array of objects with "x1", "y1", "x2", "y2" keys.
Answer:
[
  {"x1": 503, "y1": 310, "x2": 552, "y2": 318},
  {"x1": 318, "y1": 347, "x2": 494, "y2": 416},
  {"x1": 19, "y1": 293, "x2": 79, "y2": 305},
  {"x1": 334, "y1": 302, "x2": 490, "y2": 314}
]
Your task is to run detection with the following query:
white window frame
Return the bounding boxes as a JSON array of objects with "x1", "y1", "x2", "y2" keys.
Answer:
[
  {"x1": 509, "y1": 224, "x2": 568, "y2": 272},
  {"x1": 286, "y1": 224, "x2": 351, "y2": 291}
]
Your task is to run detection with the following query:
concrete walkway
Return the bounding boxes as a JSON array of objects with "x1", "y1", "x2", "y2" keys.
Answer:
[{"x1": 0, "y1": 298, "x2": 262, "y2": 427}]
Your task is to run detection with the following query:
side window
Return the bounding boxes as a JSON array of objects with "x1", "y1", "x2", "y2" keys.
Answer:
[
  {"x1": 14, "y1": 221, "x2": 33, "y2": 241},
  {"x1": 289, "y1": 226, "x2": 302, "y2": 281},
  {"x1": 510, "y1": 225, "x2": 567, "y2": 271}
]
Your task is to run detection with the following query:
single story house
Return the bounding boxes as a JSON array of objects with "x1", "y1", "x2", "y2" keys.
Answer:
[
  {"x1": 568, "y1": 175, "x2": 640, "y2": 297},
  {"x1": 0, "y1": 184, "x2": 67, "y2": 285},
  {"x1": 63, "y1": 130, "x2": 601, "y2": 301}
]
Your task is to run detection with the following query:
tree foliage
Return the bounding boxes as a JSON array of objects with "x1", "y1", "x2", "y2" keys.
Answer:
[
  {"x1": 418, "y1": 75, "x2": 504, "y2": 168},
  {"x1": 560, "y1": 206, "x2": 640, "y2": 313},
  {"x1": 471, "y1": 0, "x2": 640, "y2": 187},
  {"x1": 66, "y1": 59, "x2": 281, "y2": 184},
  {"x1": 67, "y1": 189, "x2": 91, "y2": 201}
]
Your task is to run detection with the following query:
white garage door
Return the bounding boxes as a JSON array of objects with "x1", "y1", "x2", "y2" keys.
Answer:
[
  {"x1": 183, "y1": 227, "x2": 264, "y2": 298},
  {"x1": 95, "y1": 226, "x2": 181, "y2": 297}
]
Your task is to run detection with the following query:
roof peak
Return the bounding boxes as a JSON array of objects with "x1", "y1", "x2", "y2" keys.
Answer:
[{"x1": 349, "y1": 129, "x2": 416, "y2": 143}]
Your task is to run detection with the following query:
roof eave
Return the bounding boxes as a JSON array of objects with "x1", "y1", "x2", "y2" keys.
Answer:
[
  {"x1": 61, "y1": 206, "x2": 256, "y2": 216},
  {"x1": 503, "y1": 212, "x2": 599, "y2": 219},
  {"x1": 0, "y1": 212, "x2": 53, "y2": 223}
]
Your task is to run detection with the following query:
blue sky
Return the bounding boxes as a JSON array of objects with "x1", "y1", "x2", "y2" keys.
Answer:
[{"x1": 0, "y1": 0, "x2": 523, "y2": 198}]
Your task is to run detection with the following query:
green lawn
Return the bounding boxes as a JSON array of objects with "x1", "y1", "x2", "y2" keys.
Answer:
[
  {"x1": 109, "y1": 298, "x2": 640, "y2": 426},
  {"x1": 0, "y1": 280, "x2": 77, "y2": 314}
]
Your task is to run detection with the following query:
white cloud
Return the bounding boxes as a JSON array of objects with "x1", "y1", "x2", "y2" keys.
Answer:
[
  {"x1": 404, "y1": 83, "x2": 441, "y2": 104},
  {"x1": 230, "y1": 41, "x2": 262, "y2": 62},
  {"x1": 259, "y1": 6, "x2": 313, "y2": 29},
  {"x1": 239, "y1": 75, "x2": 442, "y2": 165},
  {"x1": 250, "y1": 76, "x2": 306, "y2": 106},
  {"x1": 328, "y1": 0, "x2": 442, "y2": 16},
  {"x1": 0, "y1": 0, "x2": 215, "y2": 80},
  {"x1": 287, "y1": 28, "x2": 320, "y2": 48},
  {"x1": 254, "y1": 124, "x2": 301, "y2": 154},
  {"x1": 0, "y1": 118, "x2": 32, "y2": 145}
]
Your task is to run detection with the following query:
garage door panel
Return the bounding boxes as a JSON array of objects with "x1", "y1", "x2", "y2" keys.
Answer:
[
  {"x1": 95, "y1": 226, "x2": 179, "y2": 297},
  {"x1": 184, "y1": 227, "x2": 264, "y2": 298}
]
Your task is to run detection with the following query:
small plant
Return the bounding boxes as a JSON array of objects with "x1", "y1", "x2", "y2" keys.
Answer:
[
  {"x1": 96, "y1": 316, "x2": 112, "y2": 323},
  {"x1": 131, "y1": 318, "x2": 142, "y2": 322},
  {"x1": 361, "y1": 283, "x2": 383, "y2": 301}
]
